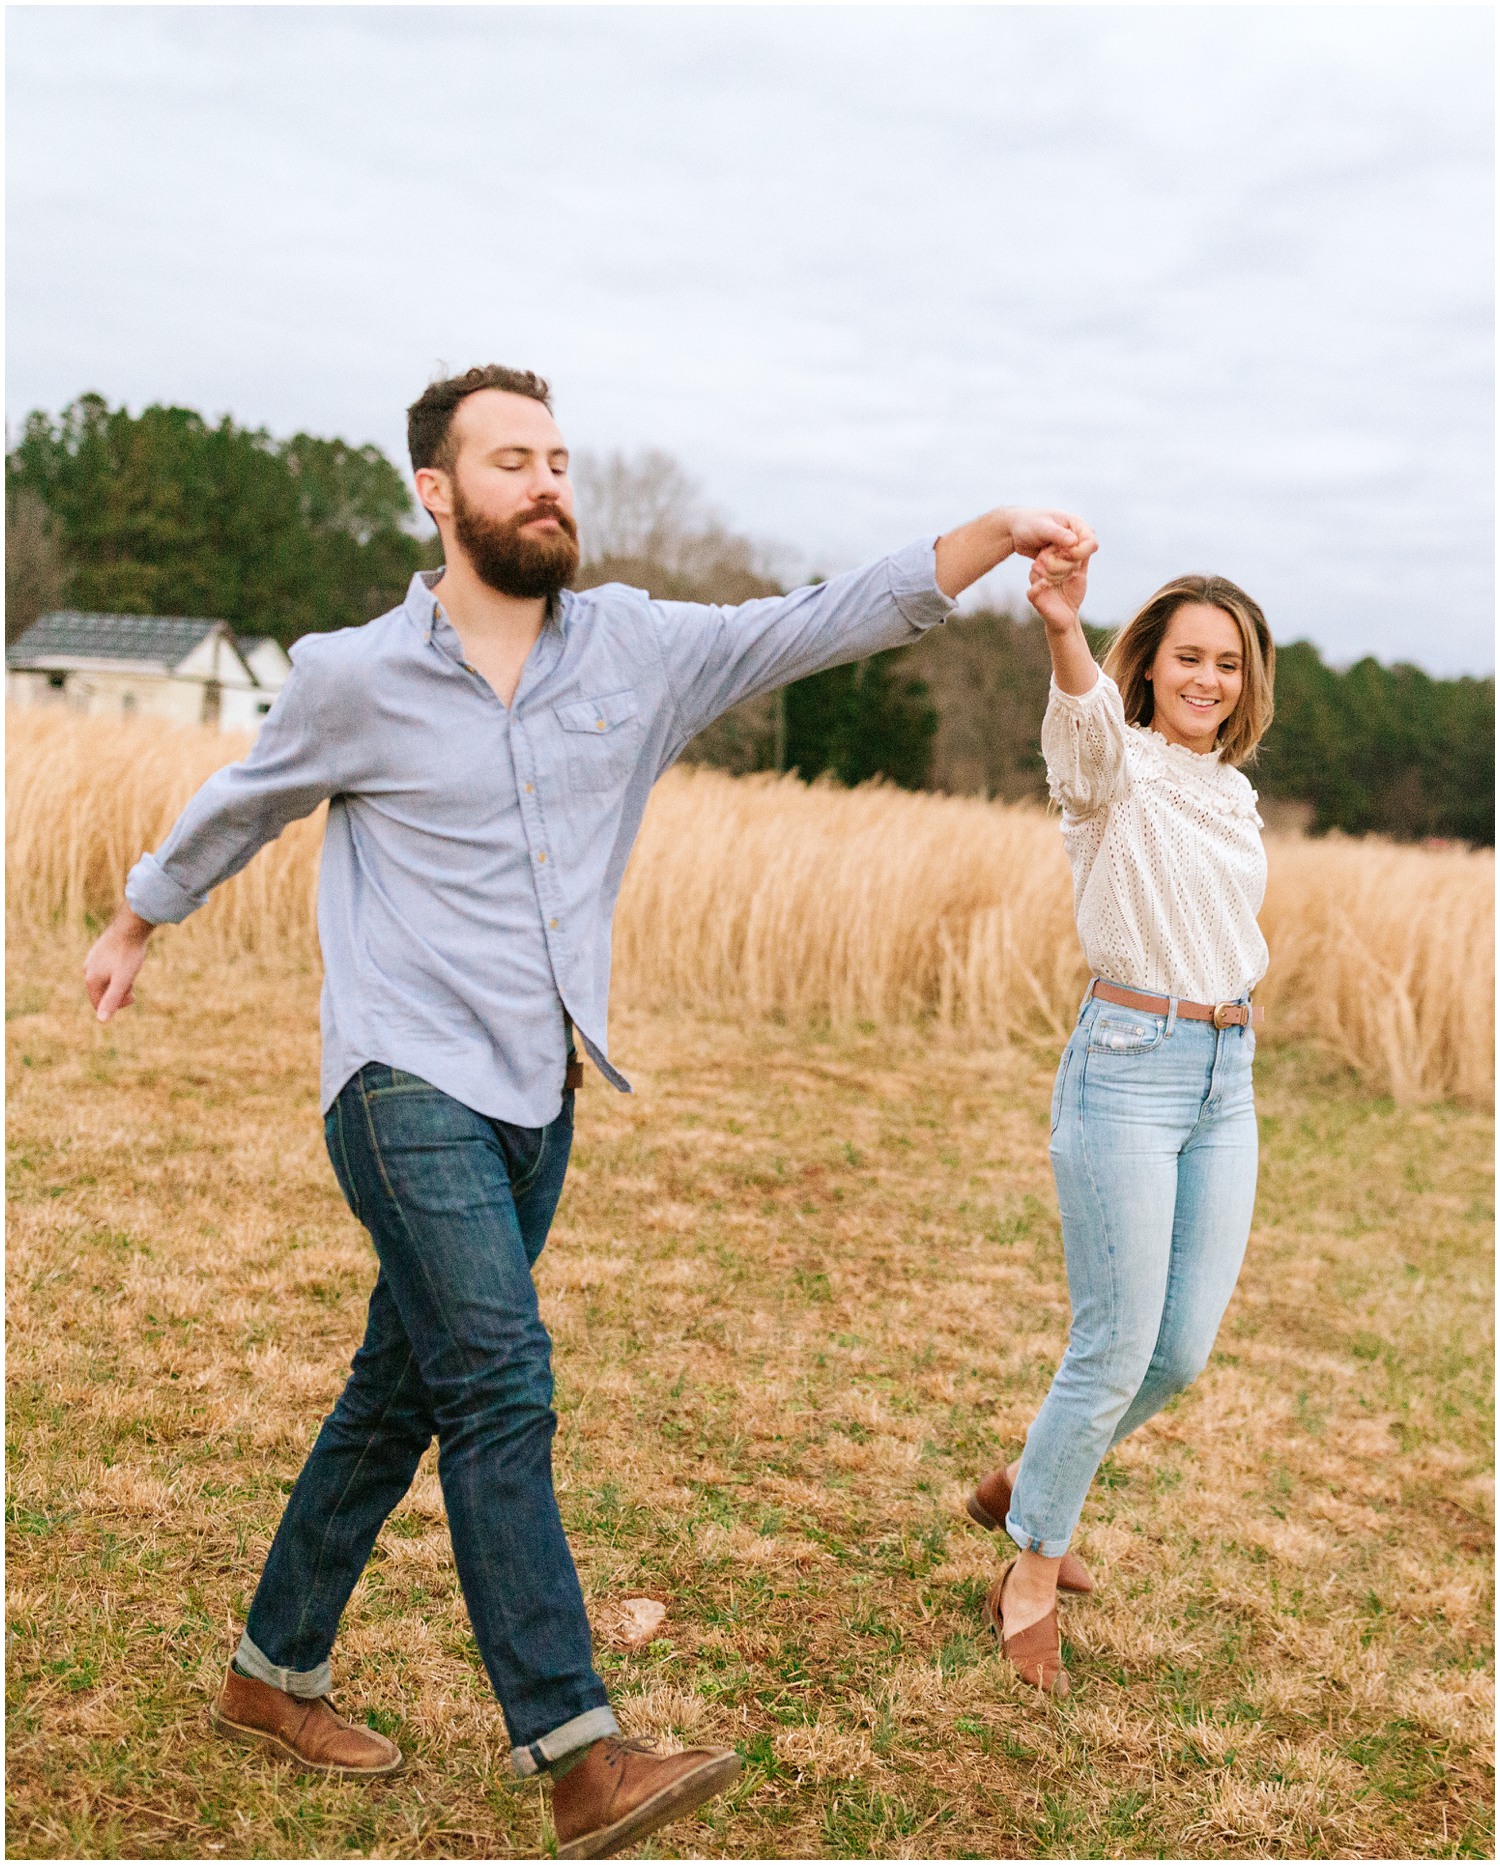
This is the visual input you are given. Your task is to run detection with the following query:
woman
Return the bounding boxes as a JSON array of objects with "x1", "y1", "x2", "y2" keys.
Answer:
[{"x1": 968, "y1": 542, "x2": 1275, "y2": 1698}]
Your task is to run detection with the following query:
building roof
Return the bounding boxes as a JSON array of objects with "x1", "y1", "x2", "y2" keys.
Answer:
[
  {"x1": 6, "y1": 611, "x2": 227, "y2": 672},
  {"x1": 238, "y1": 634, "x2": 292, "y2": 664}
]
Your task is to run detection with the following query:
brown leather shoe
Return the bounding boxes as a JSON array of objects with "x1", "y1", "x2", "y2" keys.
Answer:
[
  {"x1": 966, "y1": 1466, "x2": 1096, "y2": 1595},
  {"x1": 552, "y1": 1735, "x2": 740, "y2": 1859},
  {"x1": 209, "y1": 1663, "x2": 402, "y2": 1775},
  {"x1": 984, "y1": 1560, "x2": 1071, "y2": 1699}
]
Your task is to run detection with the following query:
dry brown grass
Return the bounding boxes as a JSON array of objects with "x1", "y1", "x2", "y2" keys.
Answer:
[
  {"x1": 6, "y1": 924, "x2": 1493, "y2": 1859},
  {"x1": 6, "y1": 709, "x2": 323, "y2": 960},
  {"x1": 7, "y1": 708, "x2": 1492, "y2": 1105}
]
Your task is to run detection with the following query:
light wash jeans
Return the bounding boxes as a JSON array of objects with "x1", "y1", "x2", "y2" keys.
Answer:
[{"x1": 1007, "y1": 989, "x2": 1259, "y2": 1558}]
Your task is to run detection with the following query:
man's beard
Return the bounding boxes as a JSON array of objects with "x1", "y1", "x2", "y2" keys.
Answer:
[{"x1": 451, "y1": 482, "x2": 581, "y2": 599}]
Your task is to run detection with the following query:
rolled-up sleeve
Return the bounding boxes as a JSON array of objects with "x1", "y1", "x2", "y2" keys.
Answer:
[
  {"x1": 125, "y1": 637, "x2": 361, "y2": 925},
  {"x1": 650, "y1": 537, "x2": 955, "y2": 746},
  {"x1": 1040, "y1": 669, "x2": 1129, "y2": 817}
]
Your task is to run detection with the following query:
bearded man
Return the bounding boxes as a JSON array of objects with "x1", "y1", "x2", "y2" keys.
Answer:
[{"x1": 85, "y1": 364, "x2": 1093, "y2": 1859}]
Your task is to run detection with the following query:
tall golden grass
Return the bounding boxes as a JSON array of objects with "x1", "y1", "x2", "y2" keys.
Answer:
[
  {"x1": 7, "y1": 709, "x2": 324, "y2": 961},
  {"x1": 8, "y1": 706, "x2": 1493, "y2": 1103}
]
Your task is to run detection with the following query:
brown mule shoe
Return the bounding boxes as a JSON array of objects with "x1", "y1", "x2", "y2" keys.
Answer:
[
  {"x1": 552, "y1": 1734, "x2": 740, "y2": 1860},
  {"x1": 966, "y1": 1466, "x2": 1096, "y2": 1595},
  {"x1": 210, "y1": 1663, "x2": 402, "y2": 1775},
  {"x1": 984, "y1": 1561, "x2": 1071, "y2": 1700}
]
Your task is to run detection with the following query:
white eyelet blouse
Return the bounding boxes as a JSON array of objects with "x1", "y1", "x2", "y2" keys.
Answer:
[{"x1": 1040, "y1": 669, "x2": 1269, "y2": 1004}]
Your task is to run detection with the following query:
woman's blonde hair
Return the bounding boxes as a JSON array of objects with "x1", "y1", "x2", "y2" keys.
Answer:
[{"x1": 1101, "y1": 575, "x2": 1275, "y2": 765}]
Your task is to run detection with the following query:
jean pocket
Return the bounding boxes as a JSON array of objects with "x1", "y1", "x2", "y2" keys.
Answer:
[
  {"x1": 1086, "y1": 1011, "x2": 1167, "y2": 1056},
  {"x1": 500, "y1": 1121, "x2": 550, "y2": 1200},
  {"x1": 1049, "y1": 1045, "x2": 1073, "y2": 1135},
  {"x1": 362, "y1": 1065, "x2": 440, "y2": 1098},
  {"x1": 325, "y1": 1101, "x2": 367, "y2": 1228},
  {"x1": 360, "y1": 1084, "x2": 509, "y2": 1216}
]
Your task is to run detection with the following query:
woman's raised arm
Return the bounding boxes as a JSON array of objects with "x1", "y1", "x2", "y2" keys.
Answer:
[{"x1": 1027, "y1": 544, "x2": 1100, "y2": 696}]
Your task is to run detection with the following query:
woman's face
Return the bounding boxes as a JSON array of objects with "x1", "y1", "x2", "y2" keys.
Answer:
[{"x1": 1146, "y1": 603, "x2": 1245, "y2": 754}]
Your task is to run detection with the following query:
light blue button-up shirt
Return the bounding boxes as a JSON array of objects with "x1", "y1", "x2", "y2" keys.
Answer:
[{"x1": 126, "y1": 540, "x2": 955, "y2": 1125}]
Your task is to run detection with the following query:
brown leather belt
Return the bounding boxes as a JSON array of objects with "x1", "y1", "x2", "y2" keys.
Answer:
[
  {"x1": 1090, "y1": 979, "x2": 1264, "y2": 1030},
  {"x1": 563, "y1": 1010, "x2": 584, "y2": 1091}
]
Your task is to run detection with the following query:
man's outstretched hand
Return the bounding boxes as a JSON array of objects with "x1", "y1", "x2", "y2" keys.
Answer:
[
  {"x1": 84, "y1": 903, "x2": 156, "y2": 1023},
  {"x1": 1006, "y1": 509, "x2": 1096, "y2": 563},
  {"x1": 935, "y1": 507, "x2": 1096, "y2": 600}
]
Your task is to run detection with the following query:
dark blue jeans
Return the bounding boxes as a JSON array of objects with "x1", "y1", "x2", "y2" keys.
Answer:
[{"x1": 237, "y1": 1063, "x2": 618, "y2": 1774}]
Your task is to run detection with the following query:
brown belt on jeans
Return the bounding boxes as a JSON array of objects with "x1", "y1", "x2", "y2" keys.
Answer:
[
  {"x1": 563, "y1": 1009, "x2": 584, "y2": 1091},
  {"x1": 1089, "y1": 979, "x2": 1264, "y2": 1030}
]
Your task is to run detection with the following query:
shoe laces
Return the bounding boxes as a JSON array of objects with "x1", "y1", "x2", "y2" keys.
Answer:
[{"x1": 604, "y1": 1735, "x2": 658, "y2": 1768}]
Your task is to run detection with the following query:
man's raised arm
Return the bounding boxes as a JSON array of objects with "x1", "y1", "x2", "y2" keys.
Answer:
[
  {"x1": 647, "y1": 507, "x2": 1096, "y2": 752},
  {"x1": 934, "y1": 507, "x2": 1095, "y2": 601}
]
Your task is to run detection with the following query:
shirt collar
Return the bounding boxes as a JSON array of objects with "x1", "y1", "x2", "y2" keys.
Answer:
[{"x1": 404, "y1": 569, "x2": 569, "y2": 646}]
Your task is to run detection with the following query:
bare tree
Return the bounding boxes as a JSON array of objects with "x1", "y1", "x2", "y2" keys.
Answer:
[
  {"x1": 572, "y1": 448, "x2": 697, "y2": 566},
  {"x1": 571, "y1": 449, "x2": 782, "y2": 607},
  {"x1": 567, "y1": 449, "x2": 792, "y2": 771},
  {"x1": 6, "y1": 487, "x2": 71, "y2": 642}
]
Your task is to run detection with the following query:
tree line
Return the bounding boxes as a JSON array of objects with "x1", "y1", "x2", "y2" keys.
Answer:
[
  {"x1": 6, "y1": 393, "x2": 429, "y2": 645},
  {"x1": 7, "y1": 395, "x2": 1492, "y2": 844}
]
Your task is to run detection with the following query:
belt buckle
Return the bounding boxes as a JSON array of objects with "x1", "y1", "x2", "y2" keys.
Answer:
[{"x1": 1211, "y1": 1002, "x2": 1239, "y2": 1030}]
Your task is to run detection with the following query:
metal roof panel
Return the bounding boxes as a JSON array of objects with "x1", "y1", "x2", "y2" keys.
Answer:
[{"x1": 5, "y1": 611, "x2": 226, "y2": 670}]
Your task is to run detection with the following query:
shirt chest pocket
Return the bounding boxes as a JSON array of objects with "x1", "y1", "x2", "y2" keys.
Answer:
[{"x1": 553, "y1": 688, "x2": 642, "y2": 794}]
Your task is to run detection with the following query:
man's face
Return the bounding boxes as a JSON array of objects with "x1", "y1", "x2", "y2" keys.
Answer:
[{"x1": 420, "y1": 389, "x2": 581, "y2": 599}]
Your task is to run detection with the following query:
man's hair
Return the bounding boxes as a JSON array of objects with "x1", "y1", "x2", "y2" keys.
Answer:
[
  {"x1": 407, "y1": 365, "x2": 552, "y2": 475},
  {"x1": 1102, "y1": 574, "x2": 1275, "y2": 766}
]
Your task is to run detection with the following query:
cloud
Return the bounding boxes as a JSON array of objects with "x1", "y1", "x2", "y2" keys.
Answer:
[{"x1": 6, "y1": 5, "x2": 1493, "y2": 671}]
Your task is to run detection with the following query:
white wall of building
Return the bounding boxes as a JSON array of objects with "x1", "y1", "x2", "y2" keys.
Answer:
[
  {"x1": 6, "y1": 623, "x2": 286, "y2": 737},
  {"x1": 6, "y1": 667, "x2": 208, "y2": 727},
  {"x1": 220, "y1": 685, "x2": 278, "y2": 732}
]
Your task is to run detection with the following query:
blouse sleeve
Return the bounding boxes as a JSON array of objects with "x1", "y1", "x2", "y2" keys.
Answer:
[{"x1": 1040, "y1": 670, "x2": 1129, "y2": 816}]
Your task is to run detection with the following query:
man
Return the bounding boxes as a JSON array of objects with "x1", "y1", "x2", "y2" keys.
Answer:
[{"x1": 85, "y1": 363, "x2": 1094, "y2": 1858}]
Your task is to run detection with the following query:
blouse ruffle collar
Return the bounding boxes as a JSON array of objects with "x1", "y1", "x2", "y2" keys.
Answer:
[{"x1": 1126, "y1": 723, "x2": 1261, "y2": 820}]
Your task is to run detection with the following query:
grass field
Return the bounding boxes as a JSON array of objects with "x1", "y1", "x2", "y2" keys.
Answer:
[
  {"x1": 9, "y1": 708, "x2": 1494, "y2": 1105},
  {"x1": 6, "y1": 928, "x2": 1493, "y2": 1859}
]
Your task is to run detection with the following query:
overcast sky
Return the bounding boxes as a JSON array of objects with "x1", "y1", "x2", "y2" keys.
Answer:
[{"x1": 7, "y1": 6, "x2": 1494, "y2": 672}]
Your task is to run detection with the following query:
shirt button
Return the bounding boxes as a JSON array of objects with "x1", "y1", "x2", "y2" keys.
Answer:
[
  {"x1": 524, "y1": 782, "x2": 534, "y2": 794},
  {"x1": 596, "y1": 719, "x2": 606, "y2": 731},
  {"x1": 536, "y1": 851, "x2": 547, "y2": 863},
  {"x1": 549, "y1": 918, "x2": 558, "y2": 929}
]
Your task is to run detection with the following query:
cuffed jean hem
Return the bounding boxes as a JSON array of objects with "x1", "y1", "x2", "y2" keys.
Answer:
[
  {"x1": 235, "y1": 1630, "x2": 332, "y2": 1701},
  {"x1": 1004, "y1": 1511, "x2": 1075, "y2": 1561},
  {"x1": 511, "y1": 1704, "x2": 620, "y2": 1777}
]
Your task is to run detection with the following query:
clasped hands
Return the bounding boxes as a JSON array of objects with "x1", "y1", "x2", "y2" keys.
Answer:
[{"x1": 1026, "y1": 520, "x2": 1098, "y2": 635}]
